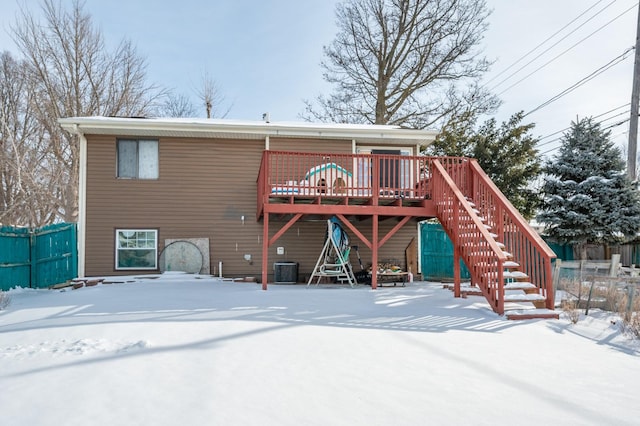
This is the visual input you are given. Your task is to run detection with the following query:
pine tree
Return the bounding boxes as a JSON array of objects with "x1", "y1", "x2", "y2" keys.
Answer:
[
  {"x1": 471, "y1": 113, "x2": 541, "y2": 219},
  {"x1": 428, "y1": 111, "x2": 541, "y2": 218},
  {"x1": 538, "y1": 118, "x2": 640, "y2": 259}
]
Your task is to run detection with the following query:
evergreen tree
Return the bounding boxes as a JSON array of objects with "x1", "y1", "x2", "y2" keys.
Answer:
[
  {"x1": 428, "y1": 111, "x2": 541, "y2": 218},
  {"x1": 538, "y1": 118, "x2": 640, "y2": 259},
  {"x1": 428, "y1": 108, "x2": 477, "y2": 158}
]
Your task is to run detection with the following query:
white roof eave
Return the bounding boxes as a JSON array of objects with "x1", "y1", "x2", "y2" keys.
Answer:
[{"x1": 58, "y1": 116, "x2": 437, "y2": 145}]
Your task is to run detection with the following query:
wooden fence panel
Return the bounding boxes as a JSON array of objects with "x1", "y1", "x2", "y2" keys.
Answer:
[
  {"x1": 0, "y1": 223, "x2": 77, "y2": 290},
  {"x1": 33, "y1": 223, "x2": 78, "y2": 288},
  {"x1": 0, "y1": 227, "x2": 31, "y2": 290}
]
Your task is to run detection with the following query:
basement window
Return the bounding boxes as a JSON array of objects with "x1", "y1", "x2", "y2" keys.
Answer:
[
  {"x1": 117, "y1": 139, "x2": 158, "y2": 179},
  {"x1": 115, "y1": 229, "x2": 158, "y2": 270}
]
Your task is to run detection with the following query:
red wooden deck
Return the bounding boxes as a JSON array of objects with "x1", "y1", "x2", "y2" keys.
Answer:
[{"x1": 257, "y1": 150, "x2": 556, "y2": 316}]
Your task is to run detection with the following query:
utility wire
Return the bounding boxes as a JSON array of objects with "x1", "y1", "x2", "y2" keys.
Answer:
[
  {"x1": 489, "y1": 0, "x2": 621, "y2": 92},
  {"x1": 485, "y1": 0, "x2": 610, "y2": 88},
  {"x1": 524, "y1": 47, "x2": 634, "y2": 117},
  {"x1": 538, "y1": 103, "x2": 630, "y2": 140},
  {"x1": 539, "y1": 117, "x2": 632, "y2": 156},
  {"x1": 496, "y1": 3, "x2": 638, "y2": 96},
  {"x1": 604, "y1": 118, "x2": 632, "y2": 130},
  {"x1": 538, "y1": 111, "x2": 631, "y2": 147},
  {"x1": 536, "y1": 109, "x2": 630, "y2": 148}
]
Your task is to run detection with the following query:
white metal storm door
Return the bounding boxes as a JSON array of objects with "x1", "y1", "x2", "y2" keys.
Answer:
[{"x1": 355, "y1": 149, "x2": 411, "y2": 196}]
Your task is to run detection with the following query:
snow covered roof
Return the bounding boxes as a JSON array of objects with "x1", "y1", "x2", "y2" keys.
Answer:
[{"x1": 58, "y1": 116, "x2": 437, "y2": 146}]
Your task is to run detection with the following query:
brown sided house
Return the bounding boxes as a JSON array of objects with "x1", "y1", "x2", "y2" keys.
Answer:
[{"x1": 59, "y1": 117, "x2": 557, "y2": 318}]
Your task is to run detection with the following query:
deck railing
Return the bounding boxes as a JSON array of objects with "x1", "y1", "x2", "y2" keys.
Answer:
[
  {"x1": 431, "y1": 159, "x2": 556, "y2": 313},
  {"x1": 257, "y1": 150, "x2": 472, "y2": 208},
  {"x1": 467, "y1": 160, "x2": 557, "y2": 310},
  {"x1": 431, "y1": 159, "x2": 507, "y2": 313},
  {"x1": 257, "y1": 151, "x2": 556, "y2": 313},
  {"x1": 258, "y1": 150, "x2": 428, "y2": 202}
]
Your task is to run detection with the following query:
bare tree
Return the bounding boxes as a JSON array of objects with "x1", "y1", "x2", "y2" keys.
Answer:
[
  {"x1": 9, "y1": 0, "x2": 162, "y2": 224},
  {"x1": 0, "y1": 51, "x2": 60, "y2": 227},
  {"x1": 156, "y1": 74, "x2": 232, "y2": 119},
  {"x1": 156, "y1": 92, "x2": 197, "y2": 118},
  {"x1": 197, "y1": 70, "x2": 231, "y2": 119},
  {"x1": 303, "y1": 0, "x2": 498, "y2": 129}
]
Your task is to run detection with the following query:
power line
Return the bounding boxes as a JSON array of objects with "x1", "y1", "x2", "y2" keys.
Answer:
[
  {"x1": 536, "y1": 107, "x2": 634, "y2": 151},
  {"x1": 491, "y1": 0, "x2": 617, "y2": 91},
  {"x1": 592, "y1": 103, "x2": 631, "y2": 119},
  {"x1": 524, "y1": 47, "x2": 634, "y2": 117},
  {"x1": 537, "y1": 103, "x2": 630, "y2": 141},
  {"x1": 536, "y1": 110, "x2": 630, "y2": 148},
  {"x1": 539, "y1": 117, "x2": 632, "y2": 156},
  {"x1": 604, "y1": 118, "x2": 632, "y2": 130},
  {"x1": 538, "y1": 111, "x2": 631, "y2": 147},
  {"x1": 496, "y1": 3, "x2": 638, "y2": 96},
  {"x1": 483, "y1": 0, "x2": 608, "y2": 88}
]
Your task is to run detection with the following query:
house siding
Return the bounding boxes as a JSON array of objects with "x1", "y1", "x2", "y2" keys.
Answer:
[{"x1": 84, "y1": 135, "x2": 418, "y2": 280}]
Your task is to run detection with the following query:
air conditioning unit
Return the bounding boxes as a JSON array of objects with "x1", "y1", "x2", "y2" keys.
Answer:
[{"x1": 273, "y1": 262, "x2": 298, "y2": 284}]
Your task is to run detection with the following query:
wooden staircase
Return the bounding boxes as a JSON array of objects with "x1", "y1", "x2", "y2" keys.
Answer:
[
  {"x1": 469, "y1": 208, "x2": 558, "y2": 320},
  {"x1": 431, "y1": 159, "x2": 558, "y2": 320}
]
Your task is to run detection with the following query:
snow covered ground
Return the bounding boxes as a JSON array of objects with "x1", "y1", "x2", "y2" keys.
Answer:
[{"x1": 1, "y1": 272, "x2": 639, "y2": 426}]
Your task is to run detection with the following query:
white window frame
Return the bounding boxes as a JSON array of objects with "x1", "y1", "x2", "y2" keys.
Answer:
[
  {"x1": 115, "y1": 229, "x2": 158, "y2": 270},
  {"x1": 116, "y1": 139, "x2": 159, "y2": 179}
]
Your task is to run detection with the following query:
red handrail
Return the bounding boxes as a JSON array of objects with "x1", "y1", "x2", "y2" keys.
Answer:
[
  {"x1": 432, "y1": 159, "x2": 507, "y2": 313},
  {"x1": 467, "y1": 160, "x2": 556, "y2": 309},
  {"x1": 257, "y1": 151, "x2": 555, "y2": 313}
]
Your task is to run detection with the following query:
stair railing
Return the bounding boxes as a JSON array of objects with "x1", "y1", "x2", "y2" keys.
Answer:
[
  {"x1": 432, "y1": 159, "x2": 508, "y2": 314},
  {"x1": 467, "y1": 160, "x2": 556, "y2": 309}
]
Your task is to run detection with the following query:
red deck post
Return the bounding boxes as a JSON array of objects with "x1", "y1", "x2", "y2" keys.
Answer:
[
  {"x1": 371, "y1": 214, "x2": 379, "y2": 289},
  {"x1": 452, "y1": 196, "x2": 461, "y2": 298},
  {"x1": 262, "y1": 213, "x2": 269, "y2": 290}
]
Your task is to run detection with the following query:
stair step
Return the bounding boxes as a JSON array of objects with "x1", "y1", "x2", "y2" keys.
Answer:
[
  {"x1": 504, "y1": 293, "x2": 545, "y2": 302},
  {"x1": 504, "y1": 282, "x2": 536, "y2": 290},
  {"x1": 505, "y1": 309, "x2": 559, "y2": 320},
  {"x1": 483, "y1": 267, "x2": 521, "y2": 276},
  {"x1": 504, "y1": 270, "x2": 528, "y2": 279},
  {"x1": 477, "y1": 260, "x2": 519, "y2": 269}
]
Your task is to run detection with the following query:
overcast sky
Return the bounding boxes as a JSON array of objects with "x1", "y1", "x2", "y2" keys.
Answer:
[{"x1": 0, "y1": 0, "x2": 637, "y2": 158}]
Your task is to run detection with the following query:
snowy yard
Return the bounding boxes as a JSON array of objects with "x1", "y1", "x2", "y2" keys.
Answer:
[{"x1": 1, "y1": 273, "x2": 639, "y2": 426}]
